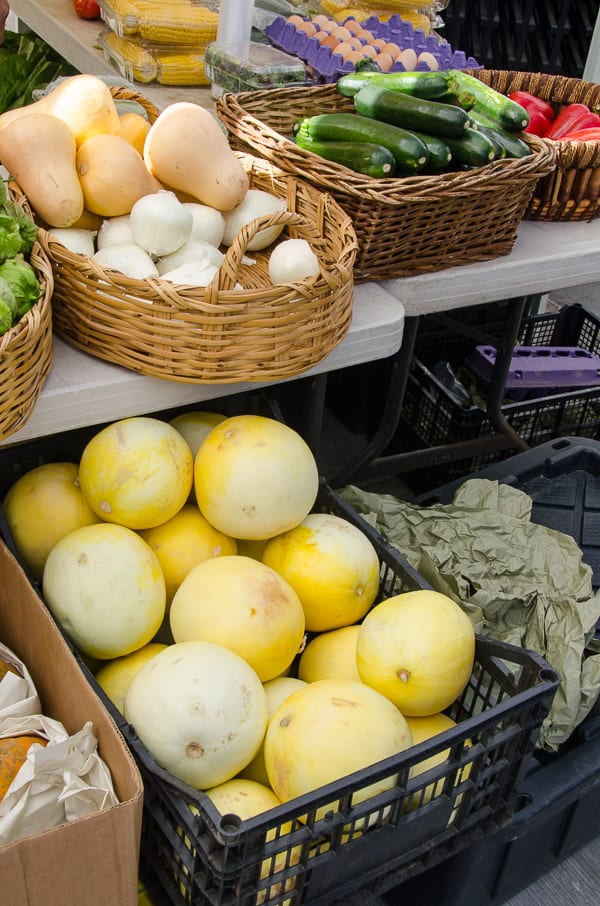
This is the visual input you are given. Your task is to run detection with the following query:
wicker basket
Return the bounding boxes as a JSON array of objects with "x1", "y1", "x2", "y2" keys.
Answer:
[
  {"x1": 0, "y1": 199, "x2": 53, "y2": 443},
  {"x1": 215, "y1": 83, "x2": 557, "y2": 283},
  {"x1": 471, "y1": 70, "x2": 600, "y2": 222},
  {"x1": 37, "y1": 151, "x2": 356, "y2": 384}
]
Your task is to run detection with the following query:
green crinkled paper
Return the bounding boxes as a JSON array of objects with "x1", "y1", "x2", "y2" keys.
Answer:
[{"x1": 341, "y1": 478, "x2": 600, "y2": 751}]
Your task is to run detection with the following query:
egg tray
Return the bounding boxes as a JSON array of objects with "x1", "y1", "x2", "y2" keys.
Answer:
[{"x1": 265, "y1": 13, "x2": 481, "y2": 83}]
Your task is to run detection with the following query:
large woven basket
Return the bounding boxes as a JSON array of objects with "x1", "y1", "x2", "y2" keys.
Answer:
[
  {"x1": 37, "y1": 151, "x2": 356, "y2": 384},
  {"x1": 471, "y1": 70, "x2": 600, "y2": 222},
  {"x1": 0, "y1": 197, "x2": 53, "y2": 442},
  {"x1": 215, "y1": 83, "x2": 556, "y2": 283}
]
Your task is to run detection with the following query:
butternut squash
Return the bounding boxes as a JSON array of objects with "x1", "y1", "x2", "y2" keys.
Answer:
[
  {"x1": 0, "y1": 113, "x2": 84, "y2": 228},
  {"x1": 143, "y1": 102, "x2": 249, "y2": 212},
  {"x1": 0, "y1": 74, "x2": 122, "y2": 147},
  {"x1": 77, "y1": 133, "x2": 162, "y2": 217},
  {"x1": 119, "y1": 112, "x2": 151, "y2": 156}
]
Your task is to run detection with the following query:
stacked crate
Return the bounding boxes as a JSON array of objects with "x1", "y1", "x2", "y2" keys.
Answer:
[{"x1": 98, "y1": 0, "x2": 220, "y2": 86}]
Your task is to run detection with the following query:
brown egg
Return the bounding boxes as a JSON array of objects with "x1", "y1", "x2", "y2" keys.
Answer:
[
  {"x1": 344, "y1": 19, "x2": 364, "y2": 35},
  {"x1": 417, "y1": 51, "x2": 440, "y2": 70},
  {"x1": 313, "y1": 14, "x2": 334, "y2": 29},
  {"x1": 286, "y1": 14, "x2": 305, "y2": 26},
  {"x1": 331, "y1": 25, "x2": 352, "y2": 42},
  {"x1": 358, "y1": 28, "x2": 374, "y2": 42},
  {"x1": 321, "y1": 34, "x2": 340, "y2": 51},
  {"x1": 361, "y1": 44, "x2": 378, "y2": 59},
  {"x1": 369, "y1": 38, "x2": 387, "y2": 50},
  {"x1": 335, "y1": 42, "x2": 354, "y2": 60},
  {"x1": 397, "y1": 47, "x2": 418, "y2": 70},
  {"x1": 380, "y1": 42, "x2": 401, "y2": 60},
  {"x1": 374, "y1": 52, "x2": 394, "y2": 71},
  {"x1": 346, "y1": 35, "x2": 363, "y2": 50},
  {"x1": 345, "y1": 49, "x2": 367, "y2": 67},
  {"x1": 295, "y1": 20, "x2": 317, "y2": 37},
  {"x1": 315, "y1": 30, "x2": 333, "y2": 44}
]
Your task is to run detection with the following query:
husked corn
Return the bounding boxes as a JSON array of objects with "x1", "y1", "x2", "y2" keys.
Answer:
[
  {"x1": 102, "y1": 29, "x2": 158, "y2": 82},
  {"x1": 157, "y1": 53, "x2": 209, "y2": 85},
  {"x1": 105, "y1": 0, "x2": 219, "y2": 44},
  {"x1": 317, "y1": 0, "x2": 432, "y2": 32}
]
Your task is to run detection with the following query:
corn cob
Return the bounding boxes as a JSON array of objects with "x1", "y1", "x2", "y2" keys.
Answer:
[
  {"x1": 105, "y1": 0, "x2": 219, "y2": 44},
  {"x1": 102, "y1": 29, "x2": 158, "y2": 82},
  {"x1": 157, "y1": 53, "x2": 210, "y2": 85}
]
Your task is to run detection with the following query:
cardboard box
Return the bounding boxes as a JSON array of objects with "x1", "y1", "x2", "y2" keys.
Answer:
[{"x1": 0, "y1": 540, "x2": 143, "y2": 905}]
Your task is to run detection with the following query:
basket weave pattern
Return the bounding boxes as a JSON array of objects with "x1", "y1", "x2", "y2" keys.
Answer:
[
  {"x1": 472, "y1": 70, "x2": 600, "y2": 222},
  {"x1": 215, "y1": 83, "x2": 556, "y2": 282},
  {"x1": 0, "y1": 206, "x2": 53, "y2": 442},
  {"x1": 39, "y1": 153, "x2": 357, "y2": 384}
]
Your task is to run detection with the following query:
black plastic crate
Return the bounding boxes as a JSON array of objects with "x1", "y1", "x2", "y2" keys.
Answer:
[
  {"x1": 0, "y1": 423, "x2": 559, "y2": 905},
  {"x1": 396, "y1": 303, "x2": 600, "y2": 482},
  {"x1": 440, "y1": 0, "x2": 598, "y2": 78},
  {"x1": 379, "y1": 437, "x2": 600, "y2": 906}
]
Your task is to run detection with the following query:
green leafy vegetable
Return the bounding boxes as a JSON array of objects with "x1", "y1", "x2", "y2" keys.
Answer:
[
  {"x1": 0, "y1": 287, "x2": 16, "y2": 336},
  {"x1": 0, "y1": 254, "x2": 40, "y2": 319},
  {"x1": 0, "y1": 213, "x2": 23, "y2": 263},
  {"x1": 0, "y1": 31, "x2": 76, "y2": 113}
]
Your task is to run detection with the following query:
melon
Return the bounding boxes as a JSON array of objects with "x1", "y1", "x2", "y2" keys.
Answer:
[
  {"x1": 139, "y1": 503, "x2": 237, "y2": 606},
  {"x1": 261, "y1": 513, "x2": 380, "y2": 632},
  {"x1": 193, "y1": 415, "x2": 319, "y2": 540},
  {"x1": 169, "y1": 410, "x2": 227, "y2": 458},
  {"x1": 3, "y1": 462, "x2": 100, "y2": 580},
  {"x1": 240, "y1": 676, "x2": 307, "y2": 787},
  {"x1": 123, "y1": 640, "x2": 268, "y2": 789},
  {"x1": 356, "y1": 590, "x2": 476, "y2": 716},
  {"x1": 298, "y1": 624, "x2": 361, "y2": 683},
  {"x1": 264, "y1": 679, "x2": 413, "y2": 819},
  {"x1": 405, "y1": 713, "x2": 473, "y2": 810},
  {"x1": 78, "y1": 416, "x2": 193, "y2": 530},
  {"x1": 94, "y1": 642, "x2": 168, "y2": 713},
  {"x1": 169, "y1": 555, "x2": 306, "y2": 682},
  {"x1": 0, "y1": 735, "x2": 48, "y2": 802},
  {"x1": 42, "y1": 522, "x2": 166, "y2": 659}
]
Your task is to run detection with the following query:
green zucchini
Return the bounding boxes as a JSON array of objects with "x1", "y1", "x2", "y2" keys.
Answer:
[
  {"x1": 467, "y1": 108, "x2": 532, "y2": 158},
  {"x1": 466, "y1": 118, "x2": 506, "y2": 159},
  {"x1": 450, "y1": 70, "x2": 530, "y2": 132},
  {"x1": 353, "y1": 83, "x2": 471, "y2": 138},
  {"x1": 294, "y1": 114, "x2": 429, "y2": 174},
  {"x1": 410, "y1": 131, "x2": 452, "y2": 171},
  {"x1": 443, "y1": 129, "x2": 496, "y2": 167},
  {"x1": 294, "y1": 133, "x2": 396, "y2": 177},
  {"x1": 336, "y1": 69, "x2": 459, "y2": 101}
]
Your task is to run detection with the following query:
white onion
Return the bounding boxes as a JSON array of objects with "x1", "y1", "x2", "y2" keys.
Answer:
[
  {"x1": 96, "y1": 215, "x2": 134, "y2": 250},
  {"x1": 268, "y1": 239, "x2": 320, "y2": 285},
  {"x1": 47, "y1": 228, "x2": 97, "y2": 257},
  {"x1": 156, "y1": 238, "x2": 224, "y2": 276},
  {"x1": 93, "y1": 244, "x2": 159, "y2": 279},
  {"x1": 222, "y1": 190, "x2": 287, "y2": 251},
  {"x1": 182, "y1": 203, "x2": 226, "y2": 247},
  {"x1": 160, "y1": 262, "x2": 219, "y2": 286},
  {"x1": 130, "y1": 190, "x2": 193, "y2": 257}
]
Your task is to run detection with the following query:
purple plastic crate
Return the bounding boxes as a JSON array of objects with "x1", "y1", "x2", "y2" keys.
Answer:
[
  {"x1": 265, "y1": 14, "x2": 480, "y2": 83},
  {"x1": 466, "y1": 344, "x2": 600, "y2": 401}
]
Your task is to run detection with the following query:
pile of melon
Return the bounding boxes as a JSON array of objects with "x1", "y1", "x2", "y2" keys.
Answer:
[{"x1": 2, "y1": 411, "x2": 476, "y2": 827}]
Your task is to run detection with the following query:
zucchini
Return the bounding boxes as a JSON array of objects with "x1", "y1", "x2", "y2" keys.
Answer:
[
  {"x1": 466, "y1": 118, "x2": 506, "y2": 159},
  {"x1": 336, "y1": 69, "x2": 459, "y2": 101},
  {"x1": 444, "y1": 129, "x2": 496, "y2": 167},
  {"x1": 450, "y1": 70, "x2": 530, "y2": 133},
  {"x1": 353, "y1": 83, "x2": 470, "y2": 138},
  {"x1": 294, "y1": 133, "x2": 396, "y2": 177},
  {"x1": 294, "y1": 114, "x2": 429, "y2": 174},
  {"x1": 410, "y1": 131, "x2": 452, "y2": 171},
  {"x1": 468, "y1": 109, "x2": 532, "y2": 158}
]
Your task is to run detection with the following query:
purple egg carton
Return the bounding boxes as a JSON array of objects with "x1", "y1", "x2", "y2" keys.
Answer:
[
  {"x1": 466, "y1": 344, "x2": 600, "y2": 401},
  {"x1": 264, "y1": 14, "x2": 481, "y2": 83}
]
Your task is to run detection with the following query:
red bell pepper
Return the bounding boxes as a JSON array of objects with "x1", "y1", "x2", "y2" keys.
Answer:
[
  {"x1": 557, "y1": 127, "x2": 600, "y2": 142},
  {"x1": 545, "y1": 103, "x2": 600, "y2": 139},
  {"x1": 509, "y1": 90, "x2": 555, "y2": 122},
  {"x1": 523, "y1": 109, "x2": 553, "y2": 137}
]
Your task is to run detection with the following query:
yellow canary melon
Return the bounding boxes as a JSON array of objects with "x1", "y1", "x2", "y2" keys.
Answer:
[
  {"x1": 169, "y1": 410, "x2": 227, "y2": 459},
  {"x1": 78, "y1": 416, "x2": 194, "y2": 530},
  {"x1": 298, "y1": 624, "x2": 361, "y2": 683},
  {"x1": 193, "y1": 415, "x2": 319, "y2": 541},
  {"x1": 262, "y1": 513, "x2": 380, "y2": 632},
  {"x1": 139, "y1": 503, "x2": 237, "y2": 607},
  {"x1": 42, "y1": 522, "x2": 166, "y2": 659},
  {"x1": 240, "y1": 676, "x2": 308, "y2": 787},
  {"x1": 264, "y1": 679, "x2": 413, "y2": 819},
  {"x1": 356, "y1": 590, "x2": 476, "y2": 716},
  {"x1": 205, "y1": 778, "x2": 299, "y2": 906},
  {"x1": 3, "y1": 462, "x2": 100, "y2": 580},
  {"x1": 169, "y1": 555, "x2": 306, "y2": 682},
  {"x1": 123, "y1": 640, "x2": 268, "y2": 789},
  {"x1": 94, "y1": 642, "x2": 168, "y2": 714},
  {"x1": 404, "y1": 713, "x2": 473, "y2": 810}
]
